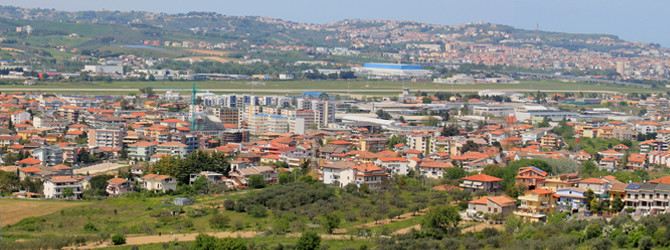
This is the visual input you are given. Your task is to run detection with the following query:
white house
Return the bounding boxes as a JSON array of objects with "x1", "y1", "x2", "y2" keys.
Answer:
[
  {"x1": 142, "y1": 174, "x2": 177, "y2": 193},
  {"x1": 43, "y1": 176, "x2": 83, "y2": 199},
  {"x1": 374, "y1": 157, "x2": 410, "y2": 175}
]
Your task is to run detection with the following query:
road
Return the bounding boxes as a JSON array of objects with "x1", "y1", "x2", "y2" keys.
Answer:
[{"x1": 0, "y1": 88, "x2": 621, "y2": 94}]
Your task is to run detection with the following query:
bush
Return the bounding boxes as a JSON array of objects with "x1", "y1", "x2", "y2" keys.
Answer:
[
  {"x1": 296, "y1": 231, "x2": 321, "y2": 250},
  {"x1": 638, "y1": 236, "x2": 654, "y2": 250},
  {"x1": 585, "y1": 224, "x2": 601, "y2": 239},
  {"x1": 209, "y1": 213, "x2": 230, "y2": 230},
  {"x1": 248, "y1": 205, "x2": 268, "y2": 218},
  {"x1": 224, "y1": 199, "x2": 236, "y2": 210},
  {"x1": 84, "y1": 222, "x2": 98, "y2": 232},
  {"x1": 111, "y1": 234, "x2": 126, "y2": 245}
]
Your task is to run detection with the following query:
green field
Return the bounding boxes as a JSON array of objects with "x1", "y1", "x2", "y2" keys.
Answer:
[{"x1": 0, "y1": 79, "x2": 663, "y2": 96}]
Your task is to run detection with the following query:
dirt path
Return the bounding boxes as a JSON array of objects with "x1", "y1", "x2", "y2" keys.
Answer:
[
  {"x1": 69, "y1": 231, "x2": 364, "y2": 249},
  {"x1": 333, "y1": 209, "x2": 427, "y2": 234},
  {"x1": 393, "y1": 224, "x2": 421, "y2": 235},
  {"x1": 460, "y1": 221, "x2": 504, "y2": 233}
]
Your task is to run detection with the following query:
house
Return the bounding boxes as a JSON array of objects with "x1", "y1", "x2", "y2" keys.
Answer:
[
  {"x1": 577, "y1": 178, "x2": 611, "y2": 197},
  {"x1": 230, "y1": 166, "x2": 278, "y2": 185},
  {"x1": 460, "y1": 174, "x2": 503, "y2": 192},
  {"x1": 17, "y1": 157, "x2": 42, "y2": 167},
  {"x1": 466, "y1": 195, "x2": 516, "y2": 219},
  {"x1": 514, "y1": 188, "x2": 557, "y2": 222},
  {"x1": 516, "y1": 166, "x2": 548, "y2": 190},
  {"x1": 350, "y1": 163, "x2": 389, "y2": 189},
  {"x1": 599, "y1": 156, "x2": 620, "y2": 171},
  {"x1": 555, "y1": 187, "x2": 586, "y2": 212},
  {"x1": 43, "y1": 176, "x2": 83, "y2": 199},
  {"x1": 106, "y1": 177, "x2": 134, "y2": 197},
  {"x1": 142, "y1": 174, "x2": 177, "y2": 193},
  {"x1": 321, "y1": 161, "x2": 358, "y2": 187},
  {"x1": 375, "y1": 157, "x2": 410, "y2": 175},
  {"x1": 417, "y1": 161, "x2": 454, "y2": 179},
  {"x1": 189, "y1": 171, "x2": 225, "y2": 185}
]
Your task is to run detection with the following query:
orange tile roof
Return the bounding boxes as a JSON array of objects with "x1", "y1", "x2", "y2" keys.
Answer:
[
  {"x1": 17, "y1": 157, "x2": 41, "y2": 165},
  {"x1": 462, "y1": 174, "x2": 502, "y2": 182},
  {"x1": 580, "y1": 177, "x2": 607, "y2": 184}
]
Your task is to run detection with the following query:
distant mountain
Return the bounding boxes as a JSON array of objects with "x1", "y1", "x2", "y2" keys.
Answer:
[{"x1": 0, "y1": 5, "x2": 660, "y2": 54}]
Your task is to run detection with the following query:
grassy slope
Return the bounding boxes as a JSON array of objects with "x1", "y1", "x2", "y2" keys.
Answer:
[{"x1": 0, "y1": 199, "x2": 89, "y2": 226}]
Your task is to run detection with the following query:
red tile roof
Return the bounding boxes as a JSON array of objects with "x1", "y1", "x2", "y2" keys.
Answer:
[{"x1": 462, "y1": 174, "x2": 502, "y2": 182}]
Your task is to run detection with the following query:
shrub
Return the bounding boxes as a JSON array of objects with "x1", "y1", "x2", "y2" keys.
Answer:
[
  {"x1": 248, "y1": 205, "x2": 268, "y2": 218},
  {"x1": 84, "y1": 222, "x2": 98, "y2": 232},
  {"x1": 209, "y1": 213, "x2": 230, "y2": 229},
  {"x1": 224, "y1": 199, "x2": 236, "y2": 210},
  {"x1": 585, "y1": 224, "x2": 601, "y2": 239},
  {"x1": 296, "y1": 232, "x2": 321, "y2": 250},
  {"x1": 111, "y1": 234, "x2": 126, "y2": 245},
  {"x1": 638, "y1": 236, "x2": 654, "y2": 250}
]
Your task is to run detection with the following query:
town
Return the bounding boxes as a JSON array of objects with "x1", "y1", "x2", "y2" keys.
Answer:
[{"x1": 1, "y1": 4, "x2": 670, "y2": 250}]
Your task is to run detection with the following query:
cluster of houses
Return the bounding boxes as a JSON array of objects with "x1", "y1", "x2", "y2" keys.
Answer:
[{"x1": 464, "y1": 167, "x2": 670, "y2": 222}]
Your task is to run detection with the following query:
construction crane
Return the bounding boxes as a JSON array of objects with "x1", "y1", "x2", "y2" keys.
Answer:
[{"x1": 146, "y1": 83, "x2": 206, "y2": 130}]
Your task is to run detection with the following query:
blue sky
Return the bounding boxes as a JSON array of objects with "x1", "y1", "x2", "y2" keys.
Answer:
[{"x1": 2, "y1": 0, "x2": 669, "y2": 46}]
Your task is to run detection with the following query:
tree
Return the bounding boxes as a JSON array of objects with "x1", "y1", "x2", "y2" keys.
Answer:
[
  {"x1": 580, "y1": 161, "x2": 598, "y2": 177},
  {"x1": 537, "y1": 116, "x2": 550, "y2": 128},
  {"x1": 460, "y1": 140, "x2": 480, "y2": 154},
  {"x1": 323, "y1": 214, "x2": 341, "y2": 234},
  {"x1": 590, "y1": 198, "x2": 600, "y2": 213},
  {"x1": 376, "y1": 109, "x2": 392, "y2": 120},
  {"x1": 209, "y1": 212, "x2": 230, "y2": 230},
  {"x1": 223, "y1": 199, "x2": 236, "y2": 210},
  {"x1": 421, "y1": 206, "x2": 461, "y2": 236},
  {"x1": 422, "y1": 97, "x2": 432, "y2": 104},
  {"x1": 296, "y1": 231, "x2": 321, "y2": 250},
  {"x1": 278, "y1": 172, "x2": 292, "y2": 184},
  {"x1": 192, "y1": 176, "x2": 211, "y2": 194},
  {"x1": 192, "y1": 234, "x2": 247, "y2": 250},
  {"x1": 444, "y1": 167, "x2": 466, "y2": 180},
  {"x1": 423, "y1": 116, "x2": 439, "y2": 127},
  {"x1": 585, "y1": 224, "x2": 602, "y2": 239},
  {"x1": 62, "y1": 187, "x2": 74, "y2": 199},
  {"x1": 612, "y1": 197, "x2": 624, "y2": 213},
  {"x1": 139, "y1": 87, "x2": 155, "y2": 97},
  {"x1": 111, "y1": 234, "x2": 126, "y2": 245},
  {"x1": 248, "y1": 175, "x2": 266, "y2": 188},
  {"x1": 248, "y1": 205, "x2": 267, "y2": 218}
]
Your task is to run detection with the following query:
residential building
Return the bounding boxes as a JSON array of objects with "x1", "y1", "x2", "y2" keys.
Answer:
[
  {"x1": 577, "y1": 178, "x2": 611, "y2": 196},
  {"x1": 516, "y1": 166, "x2": 548, "y2": 190},
  {"x1": 417, "y1": 161, "x2": 454, "y2": 179},
  {"x1": 43, "y1": 176, "x2": 83, "y2": 199},
  {"x1": 88, "y1": 128, "x2": 124, "y2": 149},
  {"x1": 156, "y1": 142, "x2": 189, "y2": 158},
  {"x1": 460, "y1": 174, "x2": 503, "y2": 192},
  {"x1": 375, "y1": 157, "x2": 410, "y2": 175},
  {"x1": 128, "y1": 141, "x2": 157, "y2": 162},
  {"x1": 555, "y1": 187, "x2": 586, "y2": 211},
  {"x1": 106, "y1": 177, "x2": 134, "y2": 197},
  {"x1": 514, "y1": 188, "x2": 557, "y2": 222},
  {"x1": 142, "y1": 174, "x2": 177, "y2": 193},
  {"x1": 467, "y1": 195, "x2": 516, "y2": 219}
]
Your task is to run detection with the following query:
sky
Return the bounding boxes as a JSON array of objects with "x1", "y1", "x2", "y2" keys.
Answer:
[{"x1": 1, "y1": 0, "x2": 669, "y2": 47}]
